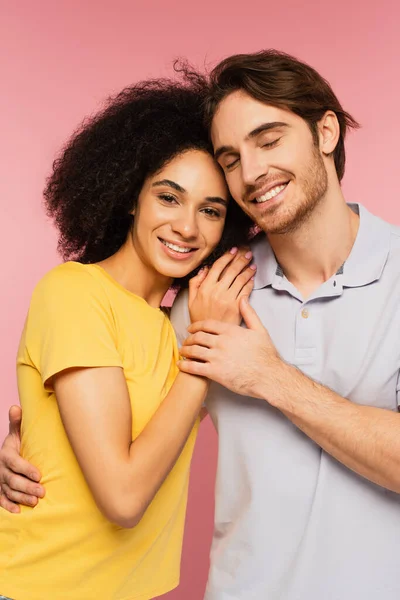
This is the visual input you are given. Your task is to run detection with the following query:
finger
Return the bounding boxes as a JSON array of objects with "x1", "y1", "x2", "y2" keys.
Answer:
[
  {"x1": 2, "y1": 453, "x2": 42, "y2": 485},
  {"x1": 218, "y1": 251, "x2": 253, "y2": 290},
  {"x1": 200, "y1": 248, "x2": 239, "y2": 287},
  {"x1": 180, "y1": 344, "x2": 210, "y2": 361},
  {"x1": 182, "y1": 331, "x2": 215, "y2": 349},
  {"x1": 2, "y1": 469, "x2": 45, "y2": 498},
  {"x1": 239, "y1": 296, "x2": 264, "y2": 330},
  {"x1": 1, "y1": 482, "x2": 39, "y2": 507},
  {"x1": 188, "y1": 267, "x2": 209, "y2": 305},
  {"x1": 187, "y1": 319, "x2": 229, "y2": 335},
  {"x1": 229, "y1": 264, "x2": 257, "y2": 297},
  {"x1": 177, "y1": 358, "x2": 210, "y2": 377},
  {"x1": 0, "y1": 489, "x2": 21, "y2": 513},
  {"x1": 8, "y1": 405, "x2": 22, "y2": 436},
  {"x1": 238, "y1": 279, "x2": 255, "y2": 301}
]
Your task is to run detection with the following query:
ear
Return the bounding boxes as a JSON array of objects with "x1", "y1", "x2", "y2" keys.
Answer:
[{"x1": 317, "y1": 111, "x2": 340, "y2": 155}]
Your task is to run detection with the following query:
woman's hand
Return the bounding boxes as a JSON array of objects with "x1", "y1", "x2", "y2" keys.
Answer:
[
  {"x1": 188, "y1": 247, "x2": 256, "y2": 325},
  {"x1": 0, "y1": 406, "x2": 45, "y2": 512}
]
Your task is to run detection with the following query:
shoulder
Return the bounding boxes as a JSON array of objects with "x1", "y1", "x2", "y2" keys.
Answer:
[
  {"x1": 31, "y1": 262, "x2": 110, "y2": 315},
  {"x1": 389, "y1": 223, "x2": 400, "y2": 243},
  {"x1": 366, "y1": 212, "x2": 400, "y2": 279},
  {"x1": 387, "y1": 225, "x2": 400, "y2": 272},
  {"x1": 33, "y1": 262, "x2": 102, "y2": 297}
]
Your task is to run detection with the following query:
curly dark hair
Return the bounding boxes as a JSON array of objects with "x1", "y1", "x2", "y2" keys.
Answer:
[{"x1": 44, "y1": 72, "x2": 253, "y2": 287}]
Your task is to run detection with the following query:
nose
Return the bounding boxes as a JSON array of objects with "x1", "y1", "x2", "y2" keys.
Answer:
[
  {"x1": 240, "y1": 150, "x2": 268, "y2": 187},
  {"x1": 170, "y1": 209, "x2": 199, "y2": 239}
]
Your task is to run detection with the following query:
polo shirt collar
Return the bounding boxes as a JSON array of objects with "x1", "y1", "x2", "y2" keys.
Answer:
[
  {"x1": 252, "y1": 203, "x2": 391, "y2": 291},
  {"x1": 341, "y1": 203, "x2": 391, "y2": 287},
  {"x1": 251, "y1": 232, "x2": 279, "y2": 290}
]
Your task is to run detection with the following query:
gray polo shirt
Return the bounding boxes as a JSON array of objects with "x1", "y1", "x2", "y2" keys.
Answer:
[{"x1": 171, "y1": 204, "x2": 400, "y2": 600}]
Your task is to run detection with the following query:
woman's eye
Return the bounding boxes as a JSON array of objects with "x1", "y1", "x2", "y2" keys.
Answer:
[
  {"x1": 159, "y1": 194, "x2": 177, "y2": 204},
  {"x1": 201, "y1": 207, "x2": 221, "y2": 218}
]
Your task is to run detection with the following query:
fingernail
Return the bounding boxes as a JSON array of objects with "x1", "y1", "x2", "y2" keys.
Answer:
[
  {"x1": 245, "y1": 251, "x2": 252, "y2": 259},
  {"x1": 250, "y1": 264, "x2": 257, "y2": 270},
  {"x1": 31, "y1": 472, "x2": 40, "y2": 482},
  {"x1": 230, "y1": 247, "x2": 238, "y2": 254},
  {"x1": 198, "y1": 268, "x2": 204, "y2": 274},
  {"x1": 251, "y1": 276, "x2": 255, "y2": 280}
]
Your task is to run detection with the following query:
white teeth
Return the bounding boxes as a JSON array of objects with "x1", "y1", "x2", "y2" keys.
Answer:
[
  {"x1": 161, "y1": 240, "x2": 192, "y2": 253},
  {"x1": 255, "y1": 184, "x2": 286, "y2": 203}
]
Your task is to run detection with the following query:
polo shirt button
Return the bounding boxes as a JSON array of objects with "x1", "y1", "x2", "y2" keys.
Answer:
[{"x1": 301, "y1": 308, "x2": 309, "y2": 319}]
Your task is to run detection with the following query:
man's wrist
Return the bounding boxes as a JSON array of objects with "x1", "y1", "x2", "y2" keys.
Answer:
[
  {"x1": 263, "y1": 360, "x2": 343, "y2": 421},
  {"x1": 257, "y1": 359, "x2": 305, "y2": 410}
]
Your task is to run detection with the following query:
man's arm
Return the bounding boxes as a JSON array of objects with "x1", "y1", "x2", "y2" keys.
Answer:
[
  {"x1": 178, "y1": 297, "x2": 400, "y2": 493},
  {"x1": 262, "y1": 360, "x2": 400, "y2": 493}
]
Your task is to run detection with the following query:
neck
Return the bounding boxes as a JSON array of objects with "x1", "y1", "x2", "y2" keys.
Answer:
[
  {"x1": 98, "y1": 236, "x2": 173, "y2": 308},
  {"x1": 267, "y1": 183, "x2": 359, "y2": 298}
]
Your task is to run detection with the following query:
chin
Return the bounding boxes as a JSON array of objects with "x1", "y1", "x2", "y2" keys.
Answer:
[{"x1": 157, "y1": 264, "x2": 197, "y2": 280}]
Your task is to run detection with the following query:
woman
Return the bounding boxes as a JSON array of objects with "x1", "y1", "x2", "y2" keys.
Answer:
[{"x1": 0, "y1": 75, "x2": 254, "y2": 599}]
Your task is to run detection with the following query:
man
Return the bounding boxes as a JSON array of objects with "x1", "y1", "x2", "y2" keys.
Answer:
[{"x1": 2, "y1": 50, "x2": 400, "y2": 599}]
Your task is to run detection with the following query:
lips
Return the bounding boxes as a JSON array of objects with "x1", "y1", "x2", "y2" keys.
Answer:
[
  {"x1": 158, "y1": 238, "x2": 198, "y2": 259},
  {"x1": 249, "y1": 181, "x2": 289, "y2": 203}
]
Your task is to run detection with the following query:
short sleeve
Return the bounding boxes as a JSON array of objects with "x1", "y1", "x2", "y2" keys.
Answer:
[
  {"x1": 25, "y1": 263, "x2": 123, "y2": 389},
  {"x1": 170, "y1": 289, "x2": 191, "y2": 346}
]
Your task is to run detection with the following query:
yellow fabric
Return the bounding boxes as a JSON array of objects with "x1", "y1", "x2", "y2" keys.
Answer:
[{"x1": 0, "y1": 262, "x2": 198, "y2": 600}]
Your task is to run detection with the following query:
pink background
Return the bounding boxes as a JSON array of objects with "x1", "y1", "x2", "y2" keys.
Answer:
[{"x1": 1, "y1": 1, "x2": 399, "y2": 597}]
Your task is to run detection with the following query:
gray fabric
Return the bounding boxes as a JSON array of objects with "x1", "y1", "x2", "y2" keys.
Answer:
[{"x1": 171, "y1": 204, "x2": 400, "y2": 600}]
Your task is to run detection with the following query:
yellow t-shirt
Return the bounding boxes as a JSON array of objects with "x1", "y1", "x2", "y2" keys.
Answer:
[{"x1": 0, "y1": 262, "x2": 198, "y2": 600}]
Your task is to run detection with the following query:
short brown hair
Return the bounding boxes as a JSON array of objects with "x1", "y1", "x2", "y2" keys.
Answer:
[{"x1": 205, "y1": 50, "x2": 359, "y2": 181}]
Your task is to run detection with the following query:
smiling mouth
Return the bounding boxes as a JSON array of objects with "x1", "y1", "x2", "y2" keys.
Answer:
[
  {"x1": 252, "y1": 182, "x2": 289, "y2": 203},
  {"x1": 159, "y1": 238, "x2": 198, "y2": 254}
]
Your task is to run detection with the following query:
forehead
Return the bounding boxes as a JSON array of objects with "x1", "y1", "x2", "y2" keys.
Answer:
[
  {"x1": 148, "y1": 149, "x2": 228, "y2": 194},
  {"x1": 156, "y1": 149, "x2": 216, "y2": 178},
  {"x1": 211, "y1": 90, "x2": 299, "y2": 148}
]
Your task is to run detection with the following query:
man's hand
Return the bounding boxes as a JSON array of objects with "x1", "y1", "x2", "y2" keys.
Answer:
[
  {"x1": 180, "y1": 296, "x2": 400, "y2": 495},
  {"x1": 178, "y1": 296, "x2": 283, "y2": 400},
  {"x1": 0, "y1": 406, "x2": 45, "y2": 513}
]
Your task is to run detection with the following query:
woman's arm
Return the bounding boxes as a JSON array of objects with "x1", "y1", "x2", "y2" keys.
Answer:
[
  {"x1": 54, "y1": 365, "x2": 207, "y2": 528},
  {"x1": 57, "y1": 249, "x2": 255, "y2": 527},
  {"x1": 0, "y1": 249, "x2": 255, "y2": 518}
]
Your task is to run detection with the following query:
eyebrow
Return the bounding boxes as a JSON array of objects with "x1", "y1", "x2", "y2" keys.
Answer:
[
  {"x1": 152, "y1": 179, "x2": 186, "y2": 193},
  {"x1": 214, "y1": 121, "x2": 289, "y2": 161},
  {"x1": 151, "y1": 179, "x2": 228, "y2": 207}
]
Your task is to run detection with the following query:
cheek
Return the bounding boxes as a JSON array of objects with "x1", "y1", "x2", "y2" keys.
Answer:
[
  {"x1": 203, "y1": 221, "x2": 226, "y2": 251},
  {"x1": 134, "y1": 205, "x2": 165, "y2": 236},
  {"x1": 276, "y1": 138, "x2": 315, "y2": 175},
  {"x1": 272, "y1": 146, "x2": 297, "y2": 171}
]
